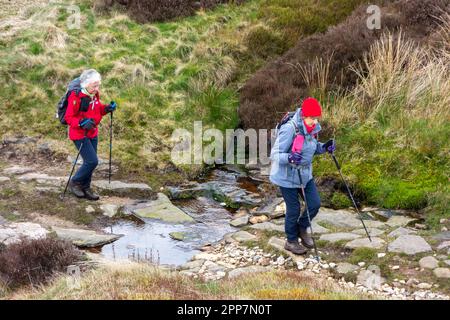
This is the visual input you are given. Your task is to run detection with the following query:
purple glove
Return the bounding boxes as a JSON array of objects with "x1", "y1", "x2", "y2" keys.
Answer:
[
  {"x1": 288, "y1": 152, "x2": 302, "y2": 165},
  {"x1": 323, "y1": 139, "x2": 336, "y2": 154}
]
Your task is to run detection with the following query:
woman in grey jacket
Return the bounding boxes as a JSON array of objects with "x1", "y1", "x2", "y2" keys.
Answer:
[{"x1": 270, "y1": 98, "x2": 335, "y2": 254}]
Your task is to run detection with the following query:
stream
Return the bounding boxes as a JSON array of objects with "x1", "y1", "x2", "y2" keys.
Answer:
[{"x1": 97, "y1": 168, "x2": 265, "y2": 267}]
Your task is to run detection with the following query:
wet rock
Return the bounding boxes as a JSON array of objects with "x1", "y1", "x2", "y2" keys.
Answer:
[
  {"x1": 3, "y1": 166, "x2": 33, "y2": 175},
  {"x1": 230, "y1": 215, "x2": 249, "y2": 227},
  {"x1": 433, "y1": 268, "x2": 450, "y2": 279},
  {"x1": 231, "y1": 231, "x2": 257, "y2": 242},
  {"x1": 169, "y1": 232, "x2": 186, "y2": 241},
  {"x1": 228, "y1": 266, "x2": 268, "y2": 279},
  {"x1": 249, "y1": 215, "x2": 269, "y2": 224},
  {"x1": 52, "y1": 227, "x2": 122, "y2": 248},
  {"x1": 0, "y1": 177, "x2": 11, "y2": 183},
  {"x1": 133, "y1": 193, "x2": 194, "y2": 223},
  {"x1": 352, "y1": 228, "x2": 384, "y2": 237},
  {"x1": 167, "y1": 183, "x2": 211, "y2": 200},
  {"x1": 388, "y1": 235, "x2": 432, "y2": 255},
  {"x1": 250, "y1": 222, "x2": 284, "y2": 233},
  {"x1": 419, "y1": 256, "x2": 439, "y2": 269},
  {"x1": 100, "y1": 204, "x2": 120, "y2": 218},
  {"x1": 372, "y1": 210, "x2": 393, "y2": 221},
  {"x1": 387, "y1": 227, "x2": 417, "y2": 238},
  {"x1": 336, "y1": 262, "x2": 359, "y2": 274},
  {"x1": 345, "y1": 237, "x2": 386, "y2": 250},
  {"x1": 252, "y1": 197, "x2": 284, "y2": 218},
  {"x1": 386, "y1": 216, "x2": 418, "y2": 228},
  {"x1": 0, "y1": 222, "x2": 49, "y2": 245},
  {"x1": 320, "y1": 232, "x2": 361, "y2": 243}
]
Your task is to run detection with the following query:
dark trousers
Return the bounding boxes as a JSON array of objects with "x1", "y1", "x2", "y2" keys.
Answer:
[
  {"x1": 71, "y1": 137, "x2": 98, "y2": 189},
  {"x1": 280, "y1": 179, "x2": 321, "y2": 242}
]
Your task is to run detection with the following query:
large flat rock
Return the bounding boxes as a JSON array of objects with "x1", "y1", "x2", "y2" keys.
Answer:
[
  {"x1": 314, "y1": 208, "x2": 365, "y2": 230},
  {"x1": 345, "y1": 237, "x2": 386, "y2": 250},
  {"x1": 3, "y1": 166, "x2": 33, "y2": 175},
  {"x1": 386, "y1": 215, "x2": 418, "y2": 228},
  {"x1": 388, "y1": 235, "x2": 432, "y2": 255},
  {"x1": 320, "y1": 232, "x2": 361, "y2": 243},
  {"x1": 250, "y1": 222, "x2": 284, "y2": 233},
  {"x1": 52, "y1": 227, "x2": 122, "y2": 248},
  {"x1": 0, "y1": 222, "x2": 49, "y2": 245},
  {"x1": 132, "y1": 193, "x2": 194, "y2": 223},
  {"x1": 92, "y1": 180, "x2": 152, "y2": 192}
]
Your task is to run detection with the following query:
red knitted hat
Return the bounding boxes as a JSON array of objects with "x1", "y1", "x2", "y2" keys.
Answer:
[{"x1": 301, "y1": 97, "x2": 322, "y2": 117}]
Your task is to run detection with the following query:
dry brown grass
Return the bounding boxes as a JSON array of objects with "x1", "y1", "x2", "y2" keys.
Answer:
[{"x1": 10, "y1": 262, "x2": 377, "y2": 300}]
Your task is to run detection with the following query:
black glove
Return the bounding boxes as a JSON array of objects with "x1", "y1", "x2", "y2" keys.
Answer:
[
  {"x1": 323, "y1": 139, "x2": 336, "y2": 154},
  {"x1": 104, "y1": 101, "x2": 117, "y2": 114},
  {"x1": 79, "y1": 118, "x2": 95, "y2": 130}
]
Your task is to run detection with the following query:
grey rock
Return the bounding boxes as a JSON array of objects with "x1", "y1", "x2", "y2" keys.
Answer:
[
  {"x1": 0, "y1": 177, "x2": 11, "y2": 183},
  {"x1": 357, "y1": 267, "x2": 386, "y2": 290},
  {"x1": 228, "y1": 266, "x2": 268, "y2": 279},
  {"x1": 311, "y1": 221, "x2": 330, "y2": 234},
  {"x1": 320, "y1": 232, "x2": 361, "y2": 243},
  {"x1": 181, "y1": 259, "x2": 205, "y2": 270},
  {"x1": 315, "y1": 208, "x2": 371, "y2": 229},
  {"x1": 433, "y1": 268, "x2": 450, "y2": 279},
  {"x1": 433, "y1": 231, "x2": 450, "y2": 242},
  {"x1": 336, "y1": 262, "x2": 359, "y2": 274},
  {"x1": 231, "y1": 231, "x2": 257, "y2": 242},
  {"x1": 419, "y1": 256, "x2": 439, "y2": 269},
  {"x1": 386, "y1": 215, "x2": 418, "y2": 228},
  {"x1": 0, "y1": 222, "x2": 49, "y2": 245},
  {"x1": 250, "y1": 222, "x2": 284, "y2": 233},
  {"x1": 3, "y1": 166, "x2": 33, "y2": 175},
  {"x1": 85, "y1": 205, "x2": 96, "y2": 214},
  {"x1": 230, "y1": 215, "x2": 249, "y2": 227},
  {"x1": 444, "y1": 260, "x2": 450, "y2": 267},
  {"x1": 352, "y1": 228, "x2": 384, "y2": 237},
  {"x1": 372, "y1": 210, "x2": 393, "y2": 221},
  {"x1": 345, "y1": 237, "x2": 386, "y2": 250},
  {"x1": 52, "y1": 227, "x2": 122, "y2": 248},
  {"x1": 18, "y1": 173, "x2": 64, "y2": 185},
  {"x1": 253, "y1": 198, "x2": 284, "y2": 218},
  {"x1": 100, "y1": 204, "x2": 120, "y2": 218},
  {"x1": 388, "y1": 227, "x2": 417, "y2": 238},
  {"x1": 92, "y1": 180, "x2": 152, "y2": 192},
  {"x1": 133, "y1": 193, "x2": 194, "y2": 223},
  {"x1": 388, "y1": 235, "x2": 432, "y2": 255}
]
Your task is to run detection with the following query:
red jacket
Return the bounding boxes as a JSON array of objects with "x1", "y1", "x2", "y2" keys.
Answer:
[{"x1": 65, "y1": 90, "x2": 108, "y2": 140}]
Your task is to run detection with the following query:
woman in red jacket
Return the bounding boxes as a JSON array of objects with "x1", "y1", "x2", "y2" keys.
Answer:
[{"x1": 64, "y1": 69, "x2": 116, "y2": 200}]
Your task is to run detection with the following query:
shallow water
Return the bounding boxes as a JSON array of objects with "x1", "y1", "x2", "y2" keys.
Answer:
[{"x1": 99, "y1": 196, "x2": 237, "y2": 266}]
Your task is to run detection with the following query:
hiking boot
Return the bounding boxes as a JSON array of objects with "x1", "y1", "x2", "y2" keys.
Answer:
[
  {"x1": 299, "y1": 227, "x2": 314, "y2": 249},
  {"x1": 284, "y1": 240, "x2": 307, "y2": 255},
  {"x1": 83, "y1": 187, "x2": 100, "y2": 201},
  {"x1": 68, "y1": 180, "x2": 85, "y2": 198}
]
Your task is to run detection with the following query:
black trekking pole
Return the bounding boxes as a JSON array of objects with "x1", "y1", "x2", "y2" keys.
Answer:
[
  {"x1": 61, "y1": 134, "x2": 86, "y2": 200},
  {"x1": 295, "y1": 166, "x2": 320, "y2": 261},
  {"x1": 330, "y1": 153, "x2": 372, "y2": 241},
  {"x1": 109, "y1": 111, "x2": 113, "y2": 184}
]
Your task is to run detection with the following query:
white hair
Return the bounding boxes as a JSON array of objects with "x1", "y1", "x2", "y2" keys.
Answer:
[{"x1": 80, "y1": 69, "x2": 101, "y2": 88}]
